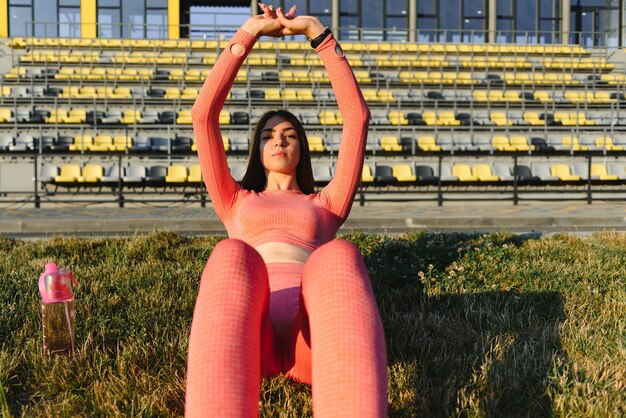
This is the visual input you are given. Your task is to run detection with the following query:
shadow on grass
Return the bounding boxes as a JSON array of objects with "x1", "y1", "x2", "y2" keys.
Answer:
[
  {"x1": 391, "y1": 291, "x2": 565, "y2": 417},
  {"x1": 346, "y1": 232, "x2": 566, "y2": 416}
]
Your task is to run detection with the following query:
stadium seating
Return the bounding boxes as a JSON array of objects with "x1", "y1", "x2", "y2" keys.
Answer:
[{"x1": 2, "y1": 32, "x2": 625, "y2": 205}]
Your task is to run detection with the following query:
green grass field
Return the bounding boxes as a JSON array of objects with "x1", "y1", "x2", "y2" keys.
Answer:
[{"x1": 0, "y1": 231, "x2": 624, "y2": 417}]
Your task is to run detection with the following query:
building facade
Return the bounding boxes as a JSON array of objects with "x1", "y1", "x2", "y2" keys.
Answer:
[{"x1": 0, "y1": 0, "x2": 623, "y2": 47}]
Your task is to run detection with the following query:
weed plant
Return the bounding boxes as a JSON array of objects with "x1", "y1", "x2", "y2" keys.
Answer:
[{"x1": 0, "y1": 231, "x2": 624, "y2": 417}]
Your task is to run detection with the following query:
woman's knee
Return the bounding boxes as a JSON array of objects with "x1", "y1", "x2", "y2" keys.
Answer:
[
  {"x1": 302, "y1": 239, "x2": 369, "y2": 290},
  {"x1": 200, "y1": 238, "x2": 268, "y2": 295}
]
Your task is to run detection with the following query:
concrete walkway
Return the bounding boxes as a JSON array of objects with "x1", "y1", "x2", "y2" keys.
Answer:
[{"x1": 0, "y1": 200, "x2": 624, "y2": 238}]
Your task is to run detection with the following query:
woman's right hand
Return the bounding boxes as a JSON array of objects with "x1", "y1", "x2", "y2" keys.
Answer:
[
  {"x1": 241, "y1": 3, "x2": 296, "y2": 38},
  {"x1": 275, "y1": 7, "x2": 326, "y2": 39}
]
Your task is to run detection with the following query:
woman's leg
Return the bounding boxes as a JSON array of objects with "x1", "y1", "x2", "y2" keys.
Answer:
[
  {"x1": 185, "y1": 238, "x2": 276, "y2": 418},
  {"x1": 298, "y1": 239, "x2": 388, "y2": 417}
]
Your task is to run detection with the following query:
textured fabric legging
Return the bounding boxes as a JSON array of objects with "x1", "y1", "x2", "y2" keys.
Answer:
[{"x1": 185, "y1": 238, "x2": 387, "y2": 417}]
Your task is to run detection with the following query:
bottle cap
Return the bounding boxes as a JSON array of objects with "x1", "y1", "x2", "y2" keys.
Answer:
[{"x1": 39, "y1": 263, "x2": 78, "y2": 303}]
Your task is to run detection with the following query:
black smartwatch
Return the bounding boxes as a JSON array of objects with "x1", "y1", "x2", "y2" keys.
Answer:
[{"x1": 310, "y1": 26, "x2": 332, "y2": 48}]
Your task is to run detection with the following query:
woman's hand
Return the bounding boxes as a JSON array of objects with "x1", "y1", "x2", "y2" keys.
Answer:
[
  {"x1": 241, "y1": 3, "x2": 296, "y2": 38},
  {"x1": 275, "y1": 6, "x2": 326, "y2": 39}
]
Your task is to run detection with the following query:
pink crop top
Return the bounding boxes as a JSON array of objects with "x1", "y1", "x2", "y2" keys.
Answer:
[{"x1": 191, "y1": 29, "x2": 370, "y2": 251}]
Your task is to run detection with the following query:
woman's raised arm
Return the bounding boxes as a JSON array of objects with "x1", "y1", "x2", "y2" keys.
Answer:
[
  {"x1": 191, "y1": 8, "x2": 289, "y2": 219},
  {"x1": 276, "y1": 10, "x2": 371, "y2": 220}
]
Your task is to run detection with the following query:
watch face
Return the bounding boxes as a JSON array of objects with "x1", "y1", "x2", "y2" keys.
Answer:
[{"x1": 335, "y1": 44, "x2": 344, "y2": 57}]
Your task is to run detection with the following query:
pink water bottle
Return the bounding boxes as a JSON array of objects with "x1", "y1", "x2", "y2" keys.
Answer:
[{"x1": 38, "y1": 262, "x2": 78, "y2": 356}]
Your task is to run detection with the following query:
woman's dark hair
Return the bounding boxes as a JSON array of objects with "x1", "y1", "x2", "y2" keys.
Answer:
[{"x1": 240, "y1": 110, "x2": 315, "y2": 194}]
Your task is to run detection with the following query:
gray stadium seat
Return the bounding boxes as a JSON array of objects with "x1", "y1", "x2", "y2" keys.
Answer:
[
  {"x1": 10, "y1": 135, "x2": 35, "y2": 151},
  {"x1": 532, "y1": 163, "x2": 560, "y2": 181},
  {"x1": 608, "y1": 163, "x2": 626, "y2": 179},
  {"x1": 0, "y1": 135, "x2": 14, "y2": 151},
  {"x1": 313, "y1": 164, "x2": 333, "y2": 185},
  {"x1": 230, "y1": 164, "x2": 247, "y2": 182},
  {"x1": 37, "y1": 164, "x2": 59, "y2": 185},
  {"x1": 493, "y1": 163, "x2": 514, "y2": 181},
  {"x1": 122, "y1": 164, "x2": 147, "y2": 187}
]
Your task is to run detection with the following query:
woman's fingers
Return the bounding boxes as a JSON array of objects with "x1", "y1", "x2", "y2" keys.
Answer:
[{"x1": 286, "y1": 5, "x2": 297, "y2": 18}]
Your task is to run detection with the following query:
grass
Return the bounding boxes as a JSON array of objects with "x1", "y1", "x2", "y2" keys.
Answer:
[{"x1": 1, "y1": 231, "x2": 625, "y2": 417}]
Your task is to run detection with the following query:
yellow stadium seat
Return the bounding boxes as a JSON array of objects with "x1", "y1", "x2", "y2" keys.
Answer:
[
  {"x1": 551, "y1": 164, "x2": 580, "y2": 181},
  {"x1": 361, "y1": 165, "x2": 374, "y2": 183},
  {"x1": 283, "y1": 89, "x2": 298, "y2": 101},
  {"x1": 181, "y1": 88, "x2": 199, "y2": 99},
  {"x1": 65, "y1": 109, "x2": 86, "y2": 124},
  {"x1": 491, "y1": 112, "x2": 514, "y2": 126},
  {"x1": 510, "y1": 135, "x2": 534, "y2": 151},
  {"x1": 113, "y1": 135, "x2": 132, "y2": 151},
  {"x1": 297, "y1": 89, "x2": 314, "y2": 101},
  {"x1": 472, "y1": 90, "x2": 489, "y2": 101},
  {"x1": 595, "y1": 136, "x2": 624, "y2": 151},
  {"x1": 121, "y1": 110, "x2": 141, "y2": 124},
  {"x1": 46, "y1": 109, "x2": 69, "y2": 124},
  {"x1": 421, "y1": 111, "x2": 437, "y2": 126},
  {"x1": 55, "y1": 164, "x2": 82, "y2": 183},
  {"x1": 393, "y1": 164, "x2": 416, "y2": 182},
  {"x1": 219, "y1": 110, "x2": 230, "y2": 124},
  {"x1": 492, "y1": 135, "x2": 513, "y2": 151},
  {"x1": 265, "y1": 89, "x2": 282, "y2": 100},
  {"x1": 561, "y1": 136, "x2": 588, "y2": 151},
  {"x1": 1, "y1": 86, "x2": 11, "y2": 97},
  {"x1": 165, "y1": 165, "x2": 188, "y2": 183},
  {"x1": 90, "y1": 135, "x2": 114, "y2": 151},
  {"x1": 69, "y1": 135, "x2": 93, "y2": 151},
  {"x1": 591, "y1": 164, "x2": 618, "y2": 180},
  {"x1": 534, "y1": 91, "x2": 552, "y2": 103},
  {"x1": 387, "y1": 111, "x2": 408, "y2": 125},
  {"x1": 176, "y1": 110, "x2": 192, "y2": 124},
  {"x1": 523, "y1": 111, "x2": 545, "y2": 126},
  {"x1": 439, "y1": 111, "x2": 460, "y2": 126},
  {"x1": 188, "y1": 165, "x2": 203, "y2": 184},
  {"x1": 379, "y1": 136, "x2": 403, "y2": 152},
  {"x1": 319, "y1": 110, "x2": 341, "y2": 125},
  {"x1": 473, "y1": 164, "x2": 499, "y2": 181},
  {"x1": 0, "y1": 108, "x2": 13, "y2": 123},
  {"x1": 417, "y1": 136, "x2": 441, "y2": 151},
  {"x1": 81, "y1": 164, "x2": 103, "y2": 182},
  {"x1": 452, "y1": 164, "x2": 478, "y2": 181},
  {"x1": 164, "y1": 88, "x2": 181, "y2": 99},
  {"x1": 308, "y1": 136, "x2": 325, "y2": 152},
  {"x1": 222, "y1": 136, "x2": 230, "y2": 152}
]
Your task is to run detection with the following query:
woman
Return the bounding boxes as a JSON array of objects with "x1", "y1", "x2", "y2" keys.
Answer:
[{"x1": 186, "y1": 4, "x2": 387, "y2": 417}]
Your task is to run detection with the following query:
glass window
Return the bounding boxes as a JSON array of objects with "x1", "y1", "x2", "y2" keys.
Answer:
[
  {"x1": 309, "y1": 0, "x2": 331, "y2": 14},
  {"x1": 98, "y1": 8, "x2": 121, "y2": 38},
  {"x1": 9, "y1": 6, "x2": 32, "y2": 37},
  {"x1": 59, "y1": 0, "x2": 80, "y2": 6},
  {"x1": 59, "y1": 7, "x2": 80, "y2": 37},
  {"x1": 34, "y1": 0, "x2": 57, "y2": 37},
  {"x1": 146, "y1": 10, "x2": 167, "y2": 39},
  {"x1": 9, "y1": 0, "x2": 31, "y2": 5},
  {"x1": 497, "y1": 0, "x2": 513, "y2": 16},
  {"x1": 539, "y1": 0, "x2": 558, "y2": 18},
  {"x1": 341, "y1": 0, "x2": 357, "y2": 13},
  {"x1": 440, "y1": 0, "x2": 460, "y2": 30},
  {"x1": 387, "y1": 0, "x2": 408, "y2": 15},
  {"x1": 516, "y1": 0, "x2": 536, "y2": 32},
  {"x1": 417, "y1": 0, "x2": 436, "y2": 15},
  {"x1": 293, "y1": 0, "x2": 309, "y2": 15},
  {"x1": 464, "y1": 0, "x2": 485, "y2": 16},
  {"x1": 147, "y1": 0, "x2": 167, "y2": 7},
  {"x1": 122, "y1": 1, "x2": 145, "y2": 38},
  {"x1": 99, "y1": 0, "x2": 120, "y2": 7},
  {"x1": 339, "y1": 15, "x2": 359, "y2": 40},
  {"x1": 362, "y1": 0, "x2": 383, "y2": 27}
]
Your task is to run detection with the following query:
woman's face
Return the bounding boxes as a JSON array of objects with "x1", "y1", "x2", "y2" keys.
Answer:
[{"x1": 259, "y1": 115, "x2": 301, "y2": 176}]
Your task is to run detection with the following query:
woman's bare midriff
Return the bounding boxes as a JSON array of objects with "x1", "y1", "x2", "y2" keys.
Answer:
[{"x1": 255, "y1": 241, "x2": 312, "y2": 264}]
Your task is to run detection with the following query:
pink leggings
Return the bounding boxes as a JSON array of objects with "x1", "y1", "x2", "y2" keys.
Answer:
[{"x1": 185, "y1": 238, "x2": 387, "y2": 417}]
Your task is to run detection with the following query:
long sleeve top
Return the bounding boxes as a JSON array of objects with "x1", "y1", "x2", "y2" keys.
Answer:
[{"x1": 191, "y1": 28, "x2": 370, "y2": 251}]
